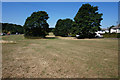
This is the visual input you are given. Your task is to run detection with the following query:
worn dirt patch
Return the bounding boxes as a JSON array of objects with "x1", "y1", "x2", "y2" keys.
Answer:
[
  {"x1": 56, "y1": 36, "x2": 77, "y2": 40},
  {"x1": 0, "y1": 40, "x2": 16, "y2": 44}
]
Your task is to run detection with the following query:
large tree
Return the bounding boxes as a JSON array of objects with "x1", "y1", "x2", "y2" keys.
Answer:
[
  {"x1": 53, "y1": 18, "x2": 73, "y2": 37},
  {"x1": 73, "y1": 4, "x2": 103, "y2": 38},
  {"x1": 24, "y1": 11, "x2": 49, "y2": 38}
]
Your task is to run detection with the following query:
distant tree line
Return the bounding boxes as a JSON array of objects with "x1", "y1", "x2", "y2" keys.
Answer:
[
  {"x1": 2, "y1": 22, "x2": 53, "y2": 36},
  {"x1": 2, "y1": 23, "x2": 24, "y2": 34},
  {"x1": 48, "y1": 28, "x2": 54, "y2": 32}
]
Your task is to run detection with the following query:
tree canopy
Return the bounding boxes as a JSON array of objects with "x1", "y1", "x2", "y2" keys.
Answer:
[
  {"x1": 24, "y1": 11, "x2": 49, "y2": 38},
  {"x1": 53, "y1": 18, "x2": 73, "y2": 37},
  {"x1": 73, "y1": 3, "x2": 103, "y2": 38},
  {"x1": 2, "y1": 23, "x2": 24, "y2": 34},
  {"x1": 109, "y1": 25, "x2": 115, "y2": 33}
]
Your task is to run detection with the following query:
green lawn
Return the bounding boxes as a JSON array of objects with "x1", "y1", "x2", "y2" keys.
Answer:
[{"x1": 2, "y1": 34, "x2": 118, "y2": 78}]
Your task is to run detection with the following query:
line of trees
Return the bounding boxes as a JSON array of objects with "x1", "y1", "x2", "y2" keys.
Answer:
[
  {"x1": 2, "y1": 23, "x2": 24, "y2": 34},
  {"x1": 23, "y1": 3, "x2": 103, "y2": 38},
  {"x1": 53, "y1": 3, "x2": 103, "y2": 38},
  {"x1": 2, "y1": 3, "x2": 103, "y2": 39}
]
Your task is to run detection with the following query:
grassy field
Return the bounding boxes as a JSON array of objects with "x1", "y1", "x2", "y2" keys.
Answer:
[{"x1": 2, "y1": 33, "x2": 118, "y2": 78}]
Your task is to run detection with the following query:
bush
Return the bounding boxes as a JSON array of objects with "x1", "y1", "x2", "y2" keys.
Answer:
[{"x1": 103, "y1": 33, "x2": 120, "y2": 38}]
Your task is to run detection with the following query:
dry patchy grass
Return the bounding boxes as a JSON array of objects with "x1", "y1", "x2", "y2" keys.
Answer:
[{"x1": 2, "y1": 34, "x2": 118, "y2": 78}]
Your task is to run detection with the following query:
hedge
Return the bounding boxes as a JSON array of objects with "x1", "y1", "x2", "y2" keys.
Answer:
[{"x1": 103, "y1": 33, "x2": 120, "y2": 38}]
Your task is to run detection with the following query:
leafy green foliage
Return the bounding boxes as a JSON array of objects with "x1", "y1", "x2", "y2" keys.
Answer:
[
  {"x1": 48, "y1": 28, "x2": 54, "y2": 32},
  {"x1": 24, "y1": 11, "x2": 49, "y2": 38},
  {"x1": 53, "y1": 18, "x2": 73, "y2": 37},
  {"x1": 103, "y1": 33, "x2": 120, "y2": 38},
  {"x1": 109, "y1": 25, "x2": 115, "y2": 33},
  {"x1": 2, "y1": 23, "x2": 24, "y2": 34},
  {"x1": 73, "y1": 3, "x2": 103, "y2": 38}
]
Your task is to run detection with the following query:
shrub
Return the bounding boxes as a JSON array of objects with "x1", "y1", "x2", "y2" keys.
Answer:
[{"x1": 103, "y1": 33, "x2": 120, "y2": 38}]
